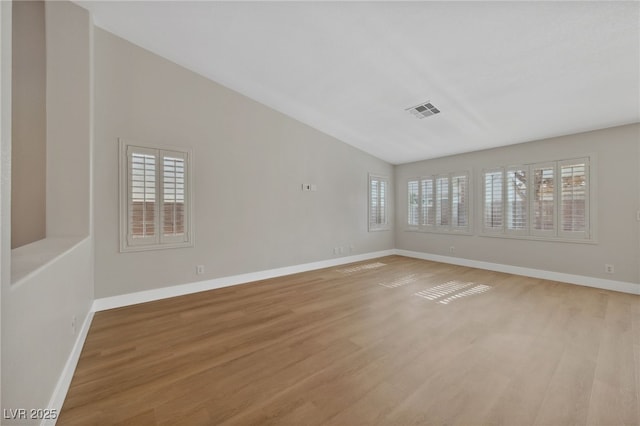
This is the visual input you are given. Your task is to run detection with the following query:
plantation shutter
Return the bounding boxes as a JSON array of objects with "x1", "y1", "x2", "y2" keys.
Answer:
[
  {"x1": 160, "y1": 150, "x2": 189, "y2": 243},
  {"x1": 369, "y1": 175, "x2": 388, "y2": 231},
  {"x1": 483, "y1": 169, "x2": 503, "y2": 231},
  {"x1": 451, "y1": 174, "x2": 468, "y2": 230},
  {"x1": 127, "y1": 146, "x2": 159, "y2": 246},
  {"x1": 559, "y1": 158, "x2": 589, "y2": 239},
  {"x1": 421, "y1": 178, "x2": 435, "y2": 226},
  {"x1": 506, "y1": 167, "x2": 528, "y2": 234},
  {"x1": 435, "y1": 176, "x2": 449, "y2": 227},
  {"x1": 531, "y1": 163, "x2": 555, "y2": 236},
  {"x1": 407, "y1": 180, "x2": 419, "y2": 226}
]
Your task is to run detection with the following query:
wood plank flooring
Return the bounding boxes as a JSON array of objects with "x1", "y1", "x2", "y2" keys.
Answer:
[{"x1": 58, "y1": 255, "x2": 640, "y2": 425}]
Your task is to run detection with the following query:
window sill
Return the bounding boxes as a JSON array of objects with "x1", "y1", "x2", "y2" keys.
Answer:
[
  {"x1": 368, "y1": 227, "x2": 391, "y2": 232},
  {"x1": 478, "y1": 232, "x2": 597, "y2": 245},
  {"x1": 404, "y1": 228, "x2": 473, "y2": 236},
  {"x1": 120, "y1": 241, "x2": 193, "y2": 253},
  {"x1": 11, "y1": 236, "x2": 87, "y2": 285}
]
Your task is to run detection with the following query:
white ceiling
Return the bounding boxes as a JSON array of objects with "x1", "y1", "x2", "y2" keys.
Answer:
[{"x1": 77, "y1": 1, "x2": 640, "y2": 165}]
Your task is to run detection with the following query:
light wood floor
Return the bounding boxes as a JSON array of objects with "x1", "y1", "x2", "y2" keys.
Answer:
[{"x1": 59, "y1": 255, "x2": 640, "y2": 425}]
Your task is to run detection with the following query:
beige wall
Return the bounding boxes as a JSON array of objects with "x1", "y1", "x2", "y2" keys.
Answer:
[
  {"x1": 395, "y1": 123, "x2": 640, "y2": 285},
  {"x1": 2, "y1": 2, "x2": 94, "y2": 421},
  {"x1": 46, "y1": 0, "x2": 91, "y2": 239},
  {"x1": 93, "y1": 29, "x2": 394, "y2": 298},
  {"x1": 11, "y1": 0, "x2": 46, "y2": 248}
]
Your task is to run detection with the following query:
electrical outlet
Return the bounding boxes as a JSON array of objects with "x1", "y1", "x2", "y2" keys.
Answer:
[
  {"x1": 196, "y1": 265, "x2": 205, "y2": 275},
  {"x1": 349, "y1": 244, "x2": 355, "y2": 253},
  {"x1": 449, "y1": 246, "x2": 455, "y2": 253},
  {"x1": 333, "y1": 247, "x2": 339, "y2": 255},
  {"x1": 604, "y1": 264, "x2": 614, "y2": 274}
]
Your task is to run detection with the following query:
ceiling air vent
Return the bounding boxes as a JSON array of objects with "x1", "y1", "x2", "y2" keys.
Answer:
[{"x1": 406, "y1": 101, "x2": 440, "y2": 119}]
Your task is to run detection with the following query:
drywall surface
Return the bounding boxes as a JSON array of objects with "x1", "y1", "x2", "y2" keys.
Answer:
[
  {"x1": 45, "y1": 0, "x2": 91, "y2": 238},
  {"x1": 93, "y1": 29, "x2": 393, "y2": 298},
  {"x1": 2, "y1": 2, "x2": 94, "y2": 423},
  {"x1": 2, "y1": 238, "x2": 93, "y2": 424},
  {"x1": 11, "y1": 1, "x2": 45, "y2": 248},
  {"x1": 395, "y1": 123, "x2": 640, "y2": 286}
]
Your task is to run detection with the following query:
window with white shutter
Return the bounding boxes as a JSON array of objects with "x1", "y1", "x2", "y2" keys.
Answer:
[
  {"x1": 406, "y1": 172, "x2": 470, "y2": 233},
  {"x1": 531, "y1": 163, "x2": 555, "y2": 236},
  {"x1": 120, "y1": 139, "x2": 193, "y2": 252},
  {"x1": 435, "y1": 176, "x2": 449, "y2": 227},
  {"x1": 451, "y1": 173, "x2": 469, "y2": 230},
  {"x1": 559, "y1": 158, "x2": 589, "y2": 239},
  {"x1": 408, "y1": 180, "x2": 419, "y2": 226},
  {"x1": 369, "y1": 174, "x2": 390, "y2": 231},
  {"x1": 506, "y1": 167, "x2": 527, "y2": 234},
  {"x1": 482, "y1": 157, "x2": 591, "y2": 241},
  {"x1": 483, "y1": 169, "x2": 503, "y2": 232},
  {"x1": 421, "y1": 178, "x2": 435, "y2": 226}
]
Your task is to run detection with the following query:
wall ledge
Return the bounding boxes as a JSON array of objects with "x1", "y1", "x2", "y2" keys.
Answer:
[{"x1": 11, "y1": 236, "x2": 88, "y2": 285}]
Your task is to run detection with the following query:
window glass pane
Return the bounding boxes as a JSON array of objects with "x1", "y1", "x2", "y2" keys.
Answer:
[
  {"x1": 561, "y1": 162, "x2": 586, "y2": 232},
  {"x1": 130, "y1": 153, "x2": 156, "y2": 238},
  {"x1": 484, "y1": 171, "x2": 503, "y2": 229},
  {"x1": 532, "y1": 166, "x2": 554, "y2": 231},
  {"x1": 507, "y1": 169, "x2": 527, "y2": 231}
]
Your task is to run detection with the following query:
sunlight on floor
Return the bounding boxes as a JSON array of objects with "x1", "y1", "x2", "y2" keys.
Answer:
[
  {"x1": 337, "y1": 262, "x2": 386, "y2": 274},
  {"x1": 414, "y1": 280, "x2": 492, "y2": 305},
  {"x1": 378, "y1": 274, "x2": 417, "y2": 288}
]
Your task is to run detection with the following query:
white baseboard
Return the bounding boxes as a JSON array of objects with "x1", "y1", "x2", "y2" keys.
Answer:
[
  {"x1": 393, "y1": 249, "x2": 640, "y2": 295},
  {"x1": 92, "y1": 249, "x2": 396, "y2": 311},
  {"x1": 43, "y1": 309, "x2": 94, "y2": 426}
]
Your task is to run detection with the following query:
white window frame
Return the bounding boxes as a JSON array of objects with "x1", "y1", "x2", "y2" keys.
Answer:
[
  {"x1": 368, "y1": 173, "x2": 390, "y2": 232},
  {"x1": 406, "y1": 171, "x2": 471, "y2": 234},
  {"x1": 119, "y1": 138, "x2": 194, "y2": 252},
  {"x1": 481, "y1": 156, "x2": 592, "y2": 242}
]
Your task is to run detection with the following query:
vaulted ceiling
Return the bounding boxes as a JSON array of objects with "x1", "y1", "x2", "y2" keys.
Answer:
[{"x1": 77, "y1": 1, "x2": 640, "y2": 164}]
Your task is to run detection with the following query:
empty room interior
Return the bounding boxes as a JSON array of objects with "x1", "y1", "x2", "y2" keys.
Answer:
[{"x1": 1, "y1": 1, "x2": 640, "y2": 425}]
